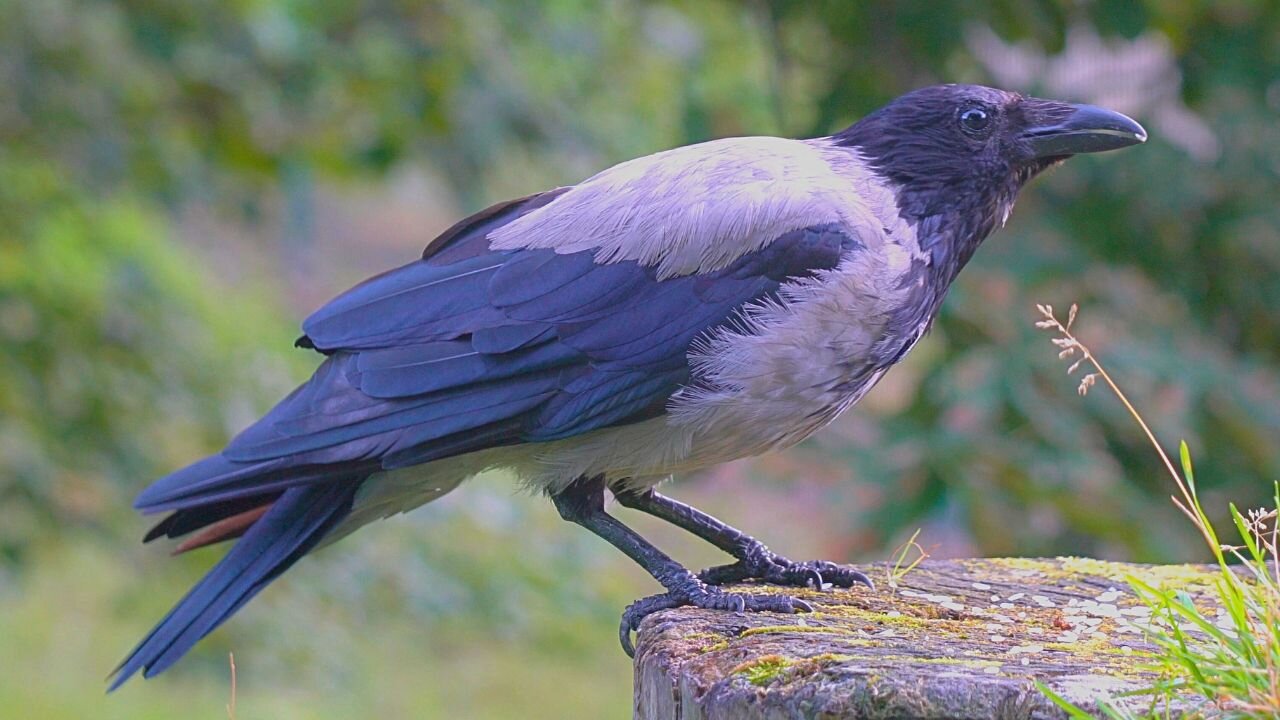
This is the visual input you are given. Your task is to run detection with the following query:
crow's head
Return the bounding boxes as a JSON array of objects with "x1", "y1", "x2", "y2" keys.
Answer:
[{"x1": 835, "y1": 84, "x2": 1145, "y2": 273}]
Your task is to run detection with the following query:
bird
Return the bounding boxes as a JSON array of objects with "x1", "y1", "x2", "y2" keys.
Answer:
[{"x1": 109, "y1": 83, "x2": 1145, "y2": 689}]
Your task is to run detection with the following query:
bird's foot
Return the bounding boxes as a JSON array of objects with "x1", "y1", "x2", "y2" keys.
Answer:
[
  {"x1": 618, "y1": 578, "x2": 812, "y2": 657},
  {"x1": 699, "y1": 546, "x2": 875, "y2": 590}
]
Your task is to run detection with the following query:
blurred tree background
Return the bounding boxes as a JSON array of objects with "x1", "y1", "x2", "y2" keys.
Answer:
[{"x1": 2, "y1": 1, "x2": 1279, "y2": 717}]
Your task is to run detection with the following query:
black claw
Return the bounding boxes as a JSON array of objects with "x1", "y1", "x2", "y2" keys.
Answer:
[
  {"x1": 808, "y1": 562, "x2": 875, "y2": 590},
  {"x1": 619, "y1": 593, "x2": 683, "y2": 657},
  {"x1": 620, "y1": 620, "x2": 635, "y2": 658},
  {"x1": 794, "y1": 566, "x2": 824, "y2": 588}
]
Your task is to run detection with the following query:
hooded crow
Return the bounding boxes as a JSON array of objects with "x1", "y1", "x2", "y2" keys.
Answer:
[{"x1": 110, "y1": 84, "x2": 1145, "y2": 687}]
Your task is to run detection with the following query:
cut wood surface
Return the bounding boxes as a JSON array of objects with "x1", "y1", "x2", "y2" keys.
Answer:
[{"x1": 633, "y1": 557, "x2": 1220, "y2": 719}]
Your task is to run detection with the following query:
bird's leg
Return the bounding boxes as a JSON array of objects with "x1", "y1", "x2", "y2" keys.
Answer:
[
  {"x1": 612, "y1": 487, "x2": 873, "y2": 590},
  {"x1": 552, "y1": 475, "x2": 811, "y2": 657}
]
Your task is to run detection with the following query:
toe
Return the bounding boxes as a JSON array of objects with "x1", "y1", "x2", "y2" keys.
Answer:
[
  {"x1": 618, "y1": 592, "x2": 685, "y2": 657},
  {"x1": 800, "y1": 561, "x2": 875, "y2": 590},
  {"x1": 830, "y1": 567, "x2": 875, "y2": 590},
  {"x1": 619, "y1": 618, "x2": 636, "y2": 657}
]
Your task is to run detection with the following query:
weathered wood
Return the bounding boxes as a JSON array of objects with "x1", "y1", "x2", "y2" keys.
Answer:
[{"x1": 634, "y1": 557, "x2": 1220, "y2": 719}]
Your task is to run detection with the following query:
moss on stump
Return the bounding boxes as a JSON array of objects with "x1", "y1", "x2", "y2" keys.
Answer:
[{"x1": 633, "y1": 557, "x2": 1214, "y2": 719}]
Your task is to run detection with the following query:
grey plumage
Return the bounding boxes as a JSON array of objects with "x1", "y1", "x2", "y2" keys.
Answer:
[{"x1": 111, "y1": 84, "x2": 1146, "y2": 688}]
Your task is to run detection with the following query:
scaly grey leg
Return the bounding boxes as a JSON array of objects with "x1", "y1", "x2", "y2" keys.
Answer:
[
  {"x1": 551, "y1": 476, "x2": 812, "y2": 656},
  {"x1": 612, "y1": 487, "x2": 874, "y2": 590}
]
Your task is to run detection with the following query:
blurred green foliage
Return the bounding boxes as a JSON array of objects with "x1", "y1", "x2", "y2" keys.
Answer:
[
  {"x1": 3, "y1": 0, "x2": 1280, "y2": 716},
  {"x1": 0, "y1": 158, "x2": 299, "y2": 567}
]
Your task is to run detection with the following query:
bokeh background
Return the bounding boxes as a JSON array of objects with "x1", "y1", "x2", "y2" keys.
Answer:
[{"x1": 3, "y1": 1, "x2": 1279, "y2": 717}]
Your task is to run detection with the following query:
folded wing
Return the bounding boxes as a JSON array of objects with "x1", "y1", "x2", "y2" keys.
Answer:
[{"x1": 138, "y1": 220, "x2": 857, "y2": 513}]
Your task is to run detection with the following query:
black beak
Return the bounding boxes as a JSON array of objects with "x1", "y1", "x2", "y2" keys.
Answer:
[{"x1": 1023, "y1": 103, "x2": 1147, "y2": 158}]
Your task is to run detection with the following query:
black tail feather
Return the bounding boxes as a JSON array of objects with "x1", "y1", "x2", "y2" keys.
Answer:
[{"x1": 109, "y1": 480, "x2": 359, "y2": 691}]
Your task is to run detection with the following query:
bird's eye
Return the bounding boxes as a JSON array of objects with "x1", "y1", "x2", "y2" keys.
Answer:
[{"x1": 958, "y1": 107, "x2": 992, "y2": 135}]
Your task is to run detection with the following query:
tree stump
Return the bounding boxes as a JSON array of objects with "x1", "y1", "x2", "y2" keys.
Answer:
[{"x1": 633, "y1": 557, "x2": 1217, "y2": 719}]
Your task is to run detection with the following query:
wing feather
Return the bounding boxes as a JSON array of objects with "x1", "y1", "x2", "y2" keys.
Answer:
[{"x1": 154, "y1": 215, "x2": 857, "y2": 509}]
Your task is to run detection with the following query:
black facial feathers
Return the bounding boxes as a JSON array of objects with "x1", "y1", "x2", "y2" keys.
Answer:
[{"x1": 834, "y1": 85, "x2": 1076, "y2": 283}]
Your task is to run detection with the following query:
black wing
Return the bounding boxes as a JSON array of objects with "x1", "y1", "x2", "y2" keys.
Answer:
[{"x1": 136, "y1": 202, "x2": 858, "y2": 512}]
